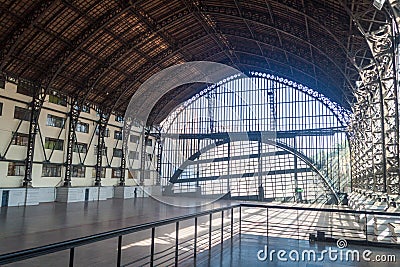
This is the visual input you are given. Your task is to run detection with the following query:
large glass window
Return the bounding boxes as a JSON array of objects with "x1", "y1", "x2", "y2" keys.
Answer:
[
  {"x1": 115, "y1": 115, "x2": 124, "y2": 122},
  {"x1": 81, "y1": 105, "x2": 90, "y2": 113},
  {"x1": 156, "y1": 72, "x2": 351, "y2": 203},
  {"x1": 92, "y1": 168, "x2": 106, "y2": 178},
  {"x1": 145, "y1": 139, "x2": 152, "y2": 146},
  {"x1": 94, "y1": 145, "x2": 107, "y2": 156},
  {"x1": 130, "y1": 135, "x2": 139, "y2": 143},
  {"x1": 16, "y1": 81, "x2": 34, "y2": 96},
  {"x1": 95, "y1": 126, "x2": 110, "y2": 137}
]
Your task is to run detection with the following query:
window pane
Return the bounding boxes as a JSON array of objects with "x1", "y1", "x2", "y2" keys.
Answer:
[
  {"x1": 47, "y1": 114, "x2": 65, "y2": 128},
  {"x1": 12, "y1": 132, "x2": 29, "y2": 146},
  {"x1": 45, "y1": 138, "x2": 64, "y2": 150},
  {"x1": 73, "y1": 143, "x2": 88, "y2": 153},
  {"x1": 113, "y1": 148, "x2": 122, "y2": 157},
  {"x1": 14, "y1": 106, "x2": 31, "y2": 121},
  {"x1": 42, "y1": 164, "x2": 62, "y2": 177},
  {"x1": 130, "y1": 135, "x2": 139, "y2": 143},
  {"x1": 145, "y1": 139, "x2": 152, "y2": 146},
  {"x1": 8, "y1": 162, "x2": 25, "y2": 176},
  {"x1": 76, "y1": 121, "x2": 89, "y2": 133},
  {"x1": 49, "y1": 92, "x2": 67, "y2": 106},
  {"x1": 114, "y1": 131, "x2": 122, "y2": 140},
  {"x1": 72, "y1": 165, "x2": 85, "y2": 177}
]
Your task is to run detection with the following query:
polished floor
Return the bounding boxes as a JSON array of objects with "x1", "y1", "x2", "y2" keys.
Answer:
[{"x1": 0, "y1": 197, "x2": 235, "y2": 257}]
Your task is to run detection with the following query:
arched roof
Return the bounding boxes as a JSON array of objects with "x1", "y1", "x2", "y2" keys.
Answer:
[{"x1": 0, "y1": 0, "x2": 389, "y2": 122}]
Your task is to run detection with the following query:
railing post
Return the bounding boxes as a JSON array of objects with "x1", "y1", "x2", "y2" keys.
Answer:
[
  {"x1": 266, "y1": 208, "x2": 269, "y2": 240},
  {"x1": 221, "y1": 210, "x2": 224, "y2": 245},
  {"x1": 365, "y1": 210, "x2": 368, "y2": 243},
  {"x1": 150, "y1": 227, "x2": 155, "y2": 267},
  {"x1": 117, "y1": 235, "x2": 122, "y2": 267},
  {"x1": 175, "y1": 222, "x2": 179, "y2": 267},
  {"x1": 239, "y1": 206, "x2": 242, "y2": 235},
  {"x1": 69, "y1": 248, "x2": 75, "y2": 267},
  {"x1": 330, "y1": 211, "x2": 333, "y2": 239},
  {"x1": 194, "y1": 217, "x2": 198, "y2": 261},
  {"x1": 209, "y1": 213, "x2": 212, "y2": 250},
  {"x1": 230, "y1": 208, "x2": 234, "y2": 239}
]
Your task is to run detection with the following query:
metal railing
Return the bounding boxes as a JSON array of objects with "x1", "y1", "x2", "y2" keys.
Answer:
[{"x1": 1, "y1": 203, "x2": 400, "y2": 266}]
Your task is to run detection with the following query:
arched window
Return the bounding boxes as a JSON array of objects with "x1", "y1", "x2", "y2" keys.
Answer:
[{"x1": 158, "y1": 72, "x2": 351, "y2": 204}]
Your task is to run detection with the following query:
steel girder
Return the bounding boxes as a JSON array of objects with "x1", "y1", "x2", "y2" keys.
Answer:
[
  {"x1": 63, "y1": 99, "x2": 82, "y2": 187},
  {"x1": 22, "y1": 82, "x2": 43, "y2": 187}
]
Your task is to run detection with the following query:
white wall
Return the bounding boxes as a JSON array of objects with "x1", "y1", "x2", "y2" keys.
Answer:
[{"x1": 0, "y1": 81, "x2": 158, "y2": 188}]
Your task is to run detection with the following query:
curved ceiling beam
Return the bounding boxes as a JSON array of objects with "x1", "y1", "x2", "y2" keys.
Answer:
[
  {"x1": 168, "y1": 137, "x2": 340, "y2": 202},
  {"x1": 73, "y1": 11, "x2": 195, "y2": 102},
  {"x1": 104, "y1": 32, "x2": 221, "y2": 110},
  {"x1": 37, "y1": 4, "x2": 127, "y2": 92},
  {"x1": 147, "y1": 48, "x2": 341, "y2": 120},
  {"x1": 232, "y1": 0, "x2": 272, "y2": 71},
  {"x1": 201, "y1": 10, "x2": 353, "y2": 92},
  {"x1": 219, "y1": 33, "x2": 348, "y2": 95},
  {"x1": 0, "y1": 0, "x2": 55, "y2": 75},
  {"x1": 109, "y1": 24, "x2": 352, "y2": 114},
  {"x1": 113, "y1": 42, "x2": 347, "y2": 114},
  {"x1": 181, "y1": 0, "x2": 242, "y2": 69},
  {"x1": 236, "y1": 0, "x2": 357, "y2": 64}
]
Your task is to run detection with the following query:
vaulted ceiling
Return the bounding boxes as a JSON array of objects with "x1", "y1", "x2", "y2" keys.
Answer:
[{"x1": 0, "y1": 0, "x2": 390, "y2": 124}]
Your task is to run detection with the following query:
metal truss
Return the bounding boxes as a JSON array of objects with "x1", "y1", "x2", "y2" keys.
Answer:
[
  {"x1": 23, "y1": 82, "x2": 45, "y2": 187},
  {"x1": 63, "y1": 99, "x2": 80, "y2": 187},
  {"x1": 0, "y1": 1, "x2": 55, "y2": 73},
  {"x1": 95, "y1": 110, "x2": 111, "y2": 187},
  {"x1": 348, "y1": 1, "x2": 400, "y2": 195}
]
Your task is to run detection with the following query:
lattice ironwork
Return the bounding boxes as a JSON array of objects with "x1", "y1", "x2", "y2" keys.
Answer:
[
  {"x1": 23, "y1": 81, "x2": 44, "y2": 187},
  {"x1": 95, "y1": 110, "x2": 110, "y2": 186},
  {"x1": 348, "y1": 2, "x2": 400, "y2": 196},
  {"x1": 63, "y1": 98, "x2": 80, "y2": 187}
]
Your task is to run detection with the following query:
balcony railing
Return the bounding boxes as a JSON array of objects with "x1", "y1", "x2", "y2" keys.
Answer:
[{"x1": 1, "y1": 203, "x2": 400, "y2": 266}]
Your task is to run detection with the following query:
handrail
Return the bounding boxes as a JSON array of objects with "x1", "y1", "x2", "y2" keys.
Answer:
[
  {"x1": 1, "y1": 202, "x2": 400, "y2": 265},
  {"x1": 0, "y1": 204, "x2": 240, "y2": 265},
  {"x1": 239, "y1": 203, "x2": 400, "y2": 217}
]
